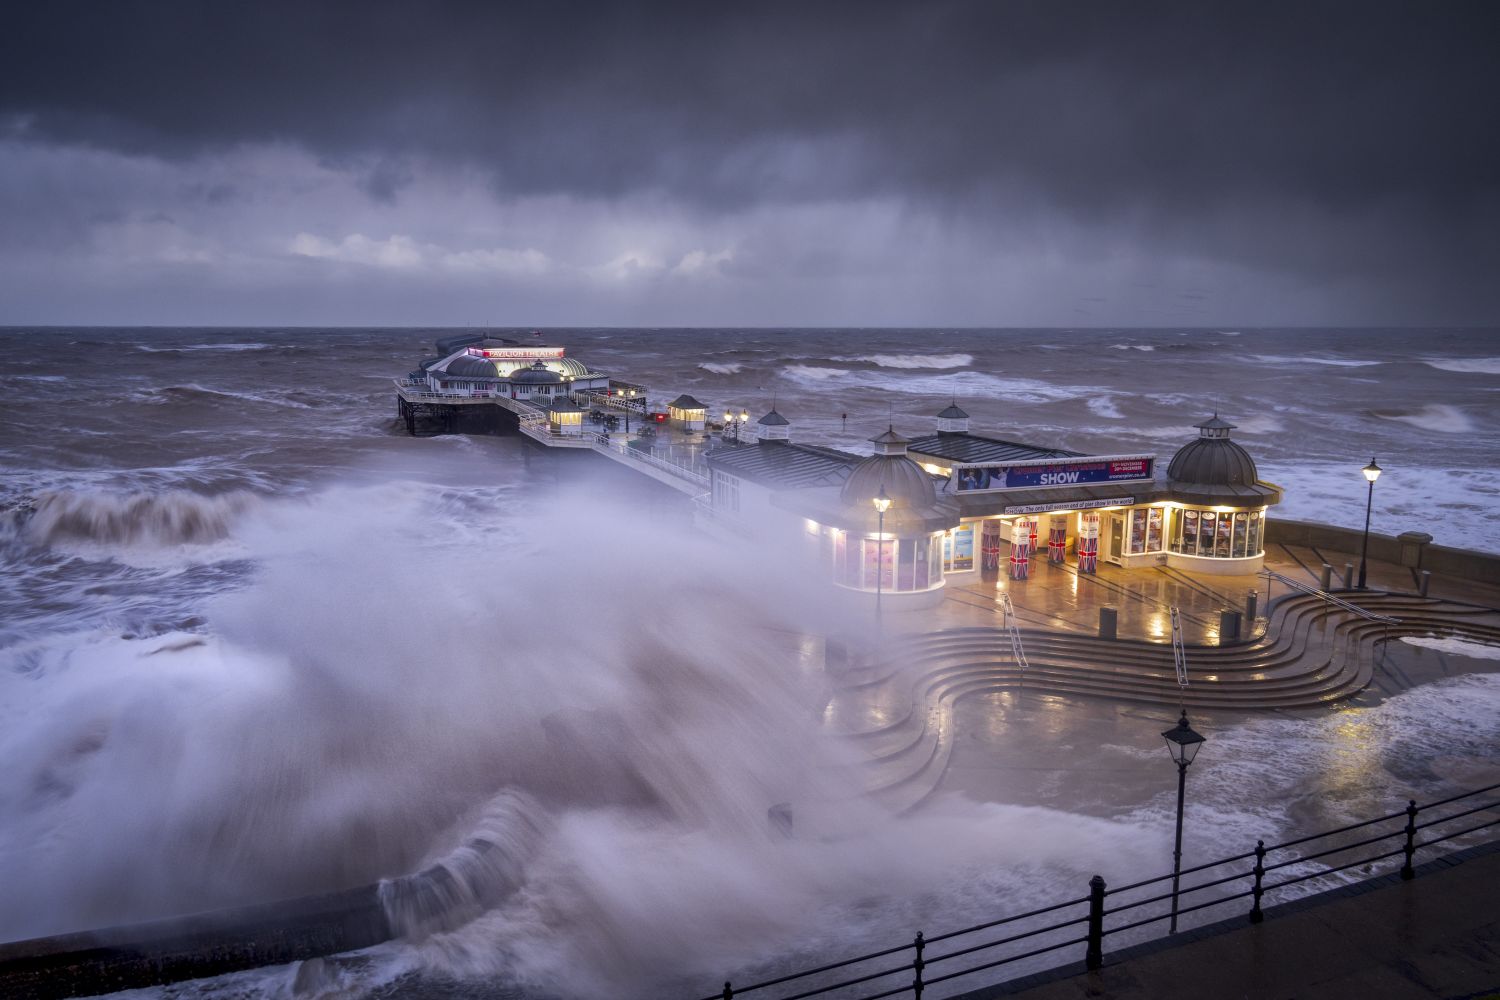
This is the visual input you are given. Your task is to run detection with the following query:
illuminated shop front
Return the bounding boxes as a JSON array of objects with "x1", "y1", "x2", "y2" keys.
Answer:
[{"x1": 906, "y1": 408, "x2": 1281, "y2": 577}]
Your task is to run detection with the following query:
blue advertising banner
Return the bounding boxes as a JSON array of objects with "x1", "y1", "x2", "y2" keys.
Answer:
[{"x1": 955, "y1": 457, "x2": 1153, "y2": 492}]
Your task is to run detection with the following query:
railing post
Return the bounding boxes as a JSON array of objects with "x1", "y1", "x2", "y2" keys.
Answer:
[
  {"x1": 1249, "y1": 839, "x2": 1266, "y2": 924},
  {"x1": 1400, "y1": 799, "x2": 1419, "y2": 880},
  {"x1": 912, "y1": 931, "x2": 925, "y2": 998},
  {"x1": 722, "y1": 981, "x2": 733, "y2": 999},
  {"x1": 1085, "y1": 875, "x2": 1106, "y2": 970}
]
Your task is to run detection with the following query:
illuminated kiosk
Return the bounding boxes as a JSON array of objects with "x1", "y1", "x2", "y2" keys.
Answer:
[
  {"x1": 1161, "y1": 416, "x2": 1282, "y2": 573},
  {"x1": 666, "y1": 394, "x2": 708, "y2": 434},
  {"x1": 906, "y1": 409, "x2": 1281, "y2": 576},
  {"x1": 702, "y1": 413, "x2": 957, "y2": 610},
  {"x1": 816, "y1": 428, "x2": 959, "y2": 610},
  {"x1": 547, "y1": 396, "x2": 586, "y2": 437}
]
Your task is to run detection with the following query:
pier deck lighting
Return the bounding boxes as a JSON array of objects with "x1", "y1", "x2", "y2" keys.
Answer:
[
  {"x1": 1161, "y1": 710, "x2": 1206, "y2": 934},
  {"x1": 1357, "y1": 458, "x2": 1382, "y2": 589},
  {"x1": 873, "y1": 487, "x2": 892, "y2": 624}
]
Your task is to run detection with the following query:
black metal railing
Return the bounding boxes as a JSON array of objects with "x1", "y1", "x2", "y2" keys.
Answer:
[{"x1": 697, "y1": 782, "x2": 1500, "y2": 1000}]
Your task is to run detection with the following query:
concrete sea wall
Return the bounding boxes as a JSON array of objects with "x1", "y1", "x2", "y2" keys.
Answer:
[{"x1": 1265, "y1": 518, "x2": 1500, "y2": 586}]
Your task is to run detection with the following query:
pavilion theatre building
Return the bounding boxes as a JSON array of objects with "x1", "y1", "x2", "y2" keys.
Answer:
[{"x1": 702, "y1": 406, "x2": 1282, "y2": 613}]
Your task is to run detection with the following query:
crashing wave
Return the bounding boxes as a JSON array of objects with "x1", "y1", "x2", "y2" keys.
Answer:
[
  {"x1": 21, "y1": 489, "x2": 262, "y2": 547},
  {"x1": 379, "y1": 790, "x2": 549, "y2": 939},
  {"x1": 1369, "y1": 404, "x2": 1473, "y2": 434},
  {"x1": 836, "y1": 353, "x2": 973, "y2": 369}
]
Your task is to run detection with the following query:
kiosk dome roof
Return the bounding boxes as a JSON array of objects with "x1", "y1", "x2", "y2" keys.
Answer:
[
  {"x1": 510, "y1": 362, "x2": 563, "y2": 384},
  {"x1": 443, "y1": 355, "x2": 501, "y2": 378},
  {"x1": 840, "y1": 454, "x2": 938, "y2": 511},
  {"x1": 1168, "y1": 416, "x2": 1259, "y2": 486},
  {"x1": 936, "y1": 403, "x2": 969, "y2": 420},
  {"x1": 757, "y1": 408, "x2": 790, "y2": 426}
]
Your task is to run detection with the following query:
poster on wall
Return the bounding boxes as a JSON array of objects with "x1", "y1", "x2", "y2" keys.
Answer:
[
  {"x1": 945, "y1": 524, "x2": 975, "y2": 571},
  {"x1": 955, "y1": 457, "x2": 1153, "y2": 492}
]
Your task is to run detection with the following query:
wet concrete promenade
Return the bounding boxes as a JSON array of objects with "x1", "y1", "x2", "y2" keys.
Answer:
[
  {"x1": 920, "y1": 542, "x2": 1500, "y2": 646},
  {"x1": 958, "y1": 842, "x2": 1500, "y2": 1000}
]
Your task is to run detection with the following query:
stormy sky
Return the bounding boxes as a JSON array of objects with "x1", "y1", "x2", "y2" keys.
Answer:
[{"x1": 2, "y1": 1, "x2": 1497, "y2": 327}]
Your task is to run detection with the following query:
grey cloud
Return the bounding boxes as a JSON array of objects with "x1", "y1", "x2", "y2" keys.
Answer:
[{"x1": 1, "y1": 1, "x2": 1498, "y2": 324}]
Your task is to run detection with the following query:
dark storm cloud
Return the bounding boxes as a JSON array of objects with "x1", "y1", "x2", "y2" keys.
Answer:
[
  {"x1": 4, "y1": 1, "x2": 1497, "y2": 210},
  {"x1": 2, "y1": 0, "x2": 1499, "y2": 323}
]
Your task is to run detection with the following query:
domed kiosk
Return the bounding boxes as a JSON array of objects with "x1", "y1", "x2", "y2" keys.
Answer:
[
  {"x1": 702, "y1": 416, "x2": 959, "y2": 612},
  {"x1": 1162, "y1": 415, "x2": 1282, "y2": 573},
  {"x1": 823, "y1": 428, "x2": 959, "y2": 609}
]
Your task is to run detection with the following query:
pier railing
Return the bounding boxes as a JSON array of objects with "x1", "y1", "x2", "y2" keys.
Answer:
[
  {"x1": 696, "y1": 783, "x2": 1500, "y2": 1000},
  {"x1": 595, "y1": 438, "x2": 710, "y2": 488}
]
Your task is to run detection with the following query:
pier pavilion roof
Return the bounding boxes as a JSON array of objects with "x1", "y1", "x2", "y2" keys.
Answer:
[
  {"x1": 509, "y1": 362, "x2": 564, "y2": 384},
  {"x1": 441, "y1": 355, "x2": 503, "y2": 379},
  {"x1": 905, "y1": 432, "x2": 1082, "y2": 466},
  {"x1": 705, "y1": 441, "x2": 856, "y2": 490}
]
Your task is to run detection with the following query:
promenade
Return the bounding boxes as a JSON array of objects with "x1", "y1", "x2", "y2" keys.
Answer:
[
  {"x1": 961, "y1": 842, "x2": 1500, "y2": 1000},
  {"x1": 924, "y1": 542, "x2": 1500, "y2": 645}
]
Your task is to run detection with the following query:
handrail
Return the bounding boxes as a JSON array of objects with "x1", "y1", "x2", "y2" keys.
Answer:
[
  {"x1": 595, "y1": 439, "x2": 710, "y2": 486},
  {"x1": 1261, "y1": 569, "x2": 1402, "y2": 624},
  {"x1": 999, "y1": 593, "x2": 1028, "y2": 680},
  {"x1": 697, "y1": 782, "x2": 1500, "y2": 999}
]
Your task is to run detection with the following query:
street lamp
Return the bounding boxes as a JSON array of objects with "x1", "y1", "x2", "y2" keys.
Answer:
[
  {"x1": 1161, "y1": 710, "x2": 1206, "y2": 934},
  {"x1": 1357, "y1": 458, "x2": 1382, "y2": 589},
  {"x1": 873, "y1": 486, "x2": 892, "y2": 624}
]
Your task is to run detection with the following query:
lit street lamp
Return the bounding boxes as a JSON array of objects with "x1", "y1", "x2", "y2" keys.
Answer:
[
  {"x1": 1357, "y1": 458, "x2": 1382, "y2": 589},
  {"x1": 873, "y1": 486, "x2": 892, "y2": 624},
  {"x1": 1161, "y1": 710, "x2": 1206, "y2": 934},
  {"x1": 722, "y1": 408, "x2": 750, "y2": 443}
]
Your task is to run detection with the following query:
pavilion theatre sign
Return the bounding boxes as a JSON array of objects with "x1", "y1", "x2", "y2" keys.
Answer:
[{"x1": 954, "y1": 455, "x2": 1154, "y2": 493}]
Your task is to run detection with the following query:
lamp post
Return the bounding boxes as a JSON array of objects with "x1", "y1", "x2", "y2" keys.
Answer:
[
  {"x1": 1161, "y1": 710, "x2": 1206, "y2": 934},
  {"x1": 873, "y1": 486, "x2": 892, "y2": 625},
  {"x1": 1357, "y1": 458, "x2": 1382, "y2": 589}
]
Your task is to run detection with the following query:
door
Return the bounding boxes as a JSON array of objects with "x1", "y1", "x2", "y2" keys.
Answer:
[{"x1": 1105, "y1": 514, "x2": 1125, "y2": 566}]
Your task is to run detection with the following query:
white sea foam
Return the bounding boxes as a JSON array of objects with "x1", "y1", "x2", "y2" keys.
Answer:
[
  {"x1": 1421, "y1": 357, "x2": 1500, "y2": 375},
  {"x1": 698, "y1": 362, "x2": 744, "y2": 375},
  {"x1": 781, "y1": 364, "x2": 850, "y2": 382},
  {"x1": 1257, "y1": 460, "x2": 1500, "y2": 553},
  {"x1": 1109, "y1": 344, "x2": 1155, "y2": 352},
  {"x1": 1123, "y1": 414, "x2": 1284, "y2": 441},
  {"x1": 137, "y1": 342, "x2": 275, "y2": 353},
  {"x1": 133, "y1": 384, "x2": 316, "y2": 409},
  {"x1": 835, "y1": 352, "x2": 974, "y2": 369},
  {"x1": 1400, "y1": 636, "x2": 1500, "y2": 661},
  {"x1": 1370, "y1": 404, "x2": 1473, "y2": 434},
  {"x1": 780, "y1": 365, "x2": 1097, "y2": 403},
  {"x1": 1251, "y1": 354, "x2": 1383, "y2": 368},
  {"x1": 1086, "y1": 396, "x2": 1124, "y2": 419}
]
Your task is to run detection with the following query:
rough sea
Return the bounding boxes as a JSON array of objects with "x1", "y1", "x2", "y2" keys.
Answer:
[{"x1": 1, "y1": 327, "x2": 1498, "y2": 999}]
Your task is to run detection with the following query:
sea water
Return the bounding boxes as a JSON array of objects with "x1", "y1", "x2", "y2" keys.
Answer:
[{"x1": 1, "y1": 327, "x2": 1498, "y2": 998}]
